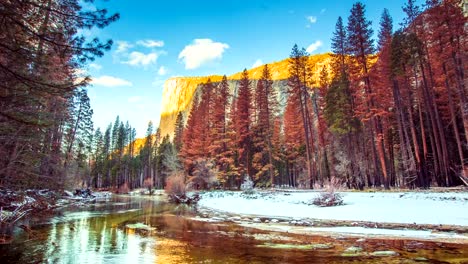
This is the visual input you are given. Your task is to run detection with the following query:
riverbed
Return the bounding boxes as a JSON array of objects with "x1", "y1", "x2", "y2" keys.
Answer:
[{"x1": 0, "y1": 195, "x2": 466, "y2": 263}]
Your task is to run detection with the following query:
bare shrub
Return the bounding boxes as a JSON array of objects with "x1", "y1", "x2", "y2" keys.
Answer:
[
  {"x1": 312, "y1": 177, "x2": 344, "y2": 207},
  {"x1": 314, "y1": 176, "x2": 344, "y2": 192},
  {"x1": 312, "y1": 192, "x2": 344, "y2": 207},
  {"x1": 117, "y1": 182, "x2": 130, "y2": 194},
  {"x1": 165, "y1": 172, "x2": 186, "y2": 197}
]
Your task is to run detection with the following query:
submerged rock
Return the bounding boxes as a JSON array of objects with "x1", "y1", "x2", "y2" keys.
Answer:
[
  {"x1": 257, "y1": 243, "x2": 313, "y2": 250},
  {"x1": 370, "y1": 250, "x2": 399, "y2": 257},
  {"x1": 125, "y1": 223, "x2": 155, "y2": 231},
  {"x1": 344, "y1": 246, "x2": 363, "y2": 253},
  {"x1": 413, "y1": 257, "x2": 429, "y2": 262},
  {"x1": 311, "y1": 243, "x2": 334, "y2": 249},
  {"x1": 257, "y1": 242, "x2": 334, "y2": 250},
  {"x1": 341, "y1": 246, "x2": 364, "y2": 257}
]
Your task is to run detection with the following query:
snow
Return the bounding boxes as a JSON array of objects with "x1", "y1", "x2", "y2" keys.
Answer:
[
  {"x1": 238, "y1": 223, "x2": 468, "y2": 241},
  {"x1": 199, "y1": 191, "x2": 468, "y2": 226}
]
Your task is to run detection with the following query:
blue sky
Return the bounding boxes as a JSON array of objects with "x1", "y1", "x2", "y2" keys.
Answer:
[{"x1": 85, "y1": 0, "x2": 423, "y2": 137}]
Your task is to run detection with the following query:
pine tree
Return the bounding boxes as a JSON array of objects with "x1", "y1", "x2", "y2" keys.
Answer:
[
  {"x1": 378, "y1": 9, "x2": 393, "y2": 50},
  {"x1": 63, "y1": 88, "x2": 94, "y2": 183},
  {"x1": 111, "y1": 116, "x2": 121, "y2": 152},
  {"x1": 288, "y1": 44, "x2": 316, "y2": 187},
  {"x1": 91, "y1": 128, "x2": 104, "y2": 188},
  {"x1": 252, "y1": 65, "x2": 277, "y2": 186},
  {"x1": 331, "y1": 16, "x2": 348, "y2": 76},
  {"x1": 197, "y1": 80, "x2": 215, "y2": 156},
  {"x1": 0, "y1": 0, "x2": 118, "y2": 188},
  {"x1": 210, "y1": 75, "x2": 233, "y2": 185},
  {"x1": 173, "y1": 112, "x2": 184, "y2": 152},
  {"x1": 283, "y1": 91, "x2": 305, "y2": 187},
  {"x1": 402, "y1": 0, "x2": 421, "y2": 28},
  {"x1": 234, "y1": 69, "x2": 253, "y2": 180},
  {"x1": 181, "y1": 96, "x2": 200, "y2": 174},
  {"x1": 347, "y1": 2, "x2": 390, "y2": 188},
  {"x1": 141, "y1": 121, "x2": 154, "y2": 187}
]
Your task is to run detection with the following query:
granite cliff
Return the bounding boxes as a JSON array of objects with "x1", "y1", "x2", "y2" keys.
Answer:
[{"x1": 159, "y1": 53, "x2": 333, "y2": 138}]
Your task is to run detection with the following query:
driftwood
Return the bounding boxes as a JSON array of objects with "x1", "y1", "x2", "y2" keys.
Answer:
[{"x1": 168, "y1": 193, "x2": 200, "y2": 204}]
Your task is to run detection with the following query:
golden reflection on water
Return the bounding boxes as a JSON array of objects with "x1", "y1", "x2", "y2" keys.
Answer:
[{"x1": 34, "y1": 198, "x2": 198, "y2": 264}]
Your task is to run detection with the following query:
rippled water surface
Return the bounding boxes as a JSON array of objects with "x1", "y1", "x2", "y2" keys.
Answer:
[{"x1": 0, "y1": 195, "x2": 466, "y2": 263}]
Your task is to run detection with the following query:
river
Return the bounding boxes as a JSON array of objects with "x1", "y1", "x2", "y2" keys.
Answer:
[{"x1": 0, "y1": 195, "x2": 466, "y2": 263}]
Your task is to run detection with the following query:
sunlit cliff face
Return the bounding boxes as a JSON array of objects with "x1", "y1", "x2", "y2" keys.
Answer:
[{"x1": 159, "y1": 53, "x2": 334, "y2": 139}]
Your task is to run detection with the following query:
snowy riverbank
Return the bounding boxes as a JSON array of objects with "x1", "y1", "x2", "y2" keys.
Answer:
[
  {"x1": 196, "y1": 190, "x2": 468, "y2": 241},
  {"x1": 199, "y1": 190, "x2": 468, "y2": 226}
]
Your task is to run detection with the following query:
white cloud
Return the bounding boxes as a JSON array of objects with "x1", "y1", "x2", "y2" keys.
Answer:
[
  {"x1": 158, "y1": 66, "x2": 168, "y2": 75},
  {"x1": 137, "y1": 39, "x2": 164, "y2": 48},
  {"x1": 306, "y1": 40, "x2": 323, "y2": 53},
  {"x1": 91, "y1": 75, "x2": 133, "y2": 87},
  {"x1": 306, "y1": 16, "x2": 317, "y2": 24},
  {"x1": 116, "y1": 41, "x2": 133, "y2": 53},
  {"x1": 178, "y1": 39, "x2": 229, "y2": 70},
  {"x1": 252, "y1": 59, "x2": 263, "y2": 68},
  {"x1": 128, "y1": 96, "x2": 142, "y2": 103},
  {"x1": 89, "y1": 63, "x2": 102, "y2": 70},
  {"x1": 123, "y1": 51, "x2": 159, "y2": 67},
  {"x1": 320, "y1": 8, "x2": 326, "y2": 14}
]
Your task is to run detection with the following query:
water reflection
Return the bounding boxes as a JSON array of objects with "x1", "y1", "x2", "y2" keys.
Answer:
[{"x1": 0, "y1": 196, "x2": 466, "y2": 264}]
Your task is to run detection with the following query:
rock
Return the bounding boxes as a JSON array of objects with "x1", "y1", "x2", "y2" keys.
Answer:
[
  {"x1": 74, "y1": 188, "x2": 94, "y2": 198},
  {"x1": 344, "y1": 247, "x2": 362, "y2": 253},
  {"x1": 93, "y1": 192, "x2": 112, "y2": 199},
  {"x1": 413, "y1": 257, "x2": 429, "y2": 262},
  {"x1": 210, "y1": 217, "x2": 225, "y2": 222},
  {"x1": 290, "y1": 220, "x2": 297, "y2": 225},
  {"x1": 252, "y1": 218, "x2": 261, "y2": 223},
  {"x1": 125, "y1": 223, "x2": 155, "y2": 231},
  {"x1": 257, "y1": 243, "x2": 315, "y2": 250},
  {"x1": 228, "y1": 216, "x2": 241, "y2": 222},
  {"x1": 270, "y1": 219, "x2": 279, "y2": 223},
  {"x1": 264, "y1": 220, "x2": 270, "y2": 223},
  {"x1": 63, "y1": 190, "x2": 74, "y2": 197},
  {"x1": 311, "y1": 243, "x2": 334, "y2": 249},
  {"x1": 370, "y1": 250, "x2": 399, "y2": 257},
  {"x1": 356, "y1": 238, "x2": 366, "y2": 243}
]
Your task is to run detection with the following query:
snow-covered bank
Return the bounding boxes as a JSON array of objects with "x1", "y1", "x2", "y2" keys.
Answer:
[
  {"x1": 239, "y1": 223, "x2": 468, "y2": 241},
  {"x1": 198, "y1": 191, "x2": 468, "y2": 226}
]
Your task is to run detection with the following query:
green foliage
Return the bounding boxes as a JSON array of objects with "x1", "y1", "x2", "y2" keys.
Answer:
[{"x1": 324, "y1": 74, "x2": 360, "y2": 135}]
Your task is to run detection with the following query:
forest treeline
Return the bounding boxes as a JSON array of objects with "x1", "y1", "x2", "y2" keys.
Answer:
[
  {"x1": 0, "y1": 0, "x2": 118, "y2": 189},
  {"x1": 1, "y1": 1, "x2": 466, "y2": 190},
  {"x1": 176, "y1": 0, "x2": 468, "y2": 190}
]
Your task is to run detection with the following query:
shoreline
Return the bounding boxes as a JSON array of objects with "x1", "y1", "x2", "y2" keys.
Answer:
[{"x1": 195, "y1": 189, "x2": 468, "y2": 243}]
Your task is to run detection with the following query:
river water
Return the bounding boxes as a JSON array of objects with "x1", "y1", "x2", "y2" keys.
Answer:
[{"x1": 0, "y1": 195, "x2": 466, "y2": 263}]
